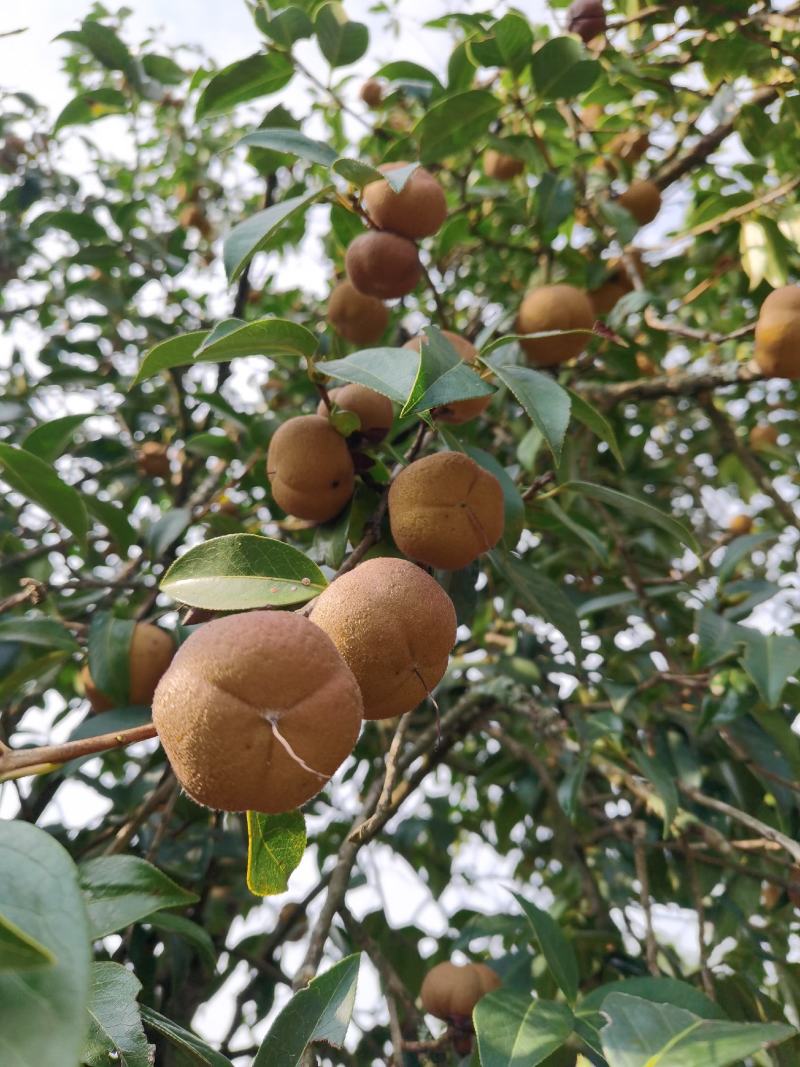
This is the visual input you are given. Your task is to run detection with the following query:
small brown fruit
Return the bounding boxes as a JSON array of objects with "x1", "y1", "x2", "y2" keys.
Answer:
[
  {"x1": 326, "y1": 280, "x2": 389, "y2": 346},
  {"x1": 267, "y1": 415, "x2": 355, "y2": 522},
  {"x1": 359, "y1": 79, "x2": 384, "y2": 107},
  {"x1": 82, "y1": 622, "x2": 176, "y2": 712},
  {"x1": 484, "y1": 150, "x2": 524, "y2": 181},
  {"x1": 137, "y1": 441, "x2": 171, "y2": 478},
  {"x1": 608, "y1": 129, "x2": 649, "y2": 164},
  {"x1": 728, "y1": 514, "x2": 753, "y2": 536},
  {"x1": 568, "y1": 0, "x2": 607, "y2": 43},
  {"x1": 516, "y1": 284, "x2": 595, "y2": 367},
  {"x1": 617, "y1": 179, "x2": 662, "y2": 226},
  {"x1": 754, "y1": 286, "x2": 800, "y2": 379},
  {"x1": 310, "y1": 557, "x2": 457, "y2": 720},
  {"x1": 363, "y1": 163, "x2": 447, "y2": 240},
  {"x1": 152, "y1": 611, "x2": 363, "y2": 813},
  {"x1": 404, "y1": 331, "x2": 492, "y2": 424},
  {"x1": 420, "y1": 961, "x2": 501, "y2": 1021},
  {"x1": 749, "y1": 424, "x2": 779, "y2": 451},
  {"x1": 345, "y1": 231, "x2": 423, "y2": 300},
  {"x1": 317, "y1": 384, "x2": 394, "y2": 443},
  {"x1": 179, "y1": 203, "x2": 212, "y2": 237},
  {"x1": 388, "y1": 452, "x2": 504, "y2": 570},
  {"x1": 589, "y1": 252, "x2": 643, "y2": 316}
]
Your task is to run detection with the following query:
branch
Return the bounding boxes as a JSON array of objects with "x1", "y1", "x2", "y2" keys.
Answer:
[
  {"x1": 581, "y1": 361, "x2": 764, "y2": 406},
  {"x1": 0, "y1": 723, "x2": 157, "y2": 781},
  {"x1": 680, "y1": 784, "x2": 800, "y2": 865}
]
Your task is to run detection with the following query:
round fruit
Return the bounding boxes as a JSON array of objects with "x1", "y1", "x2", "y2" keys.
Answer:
[
  {"x1": 327, "y1": 280, "x2": 389, "y2": 346},
  {"x1": 608, "y1": 129, "x2": 649, "y2": 164},
  {"x1": 152, "y1": 611, "x2": 363, "y2": 814},
  {"x1": 363, "y1": 163, "x2": 447, "y2": 240},
  {"x1": 749, "y1": 423, "x2": 779, "y2": 450},
  {"x1": 137, "y1": 441, "x2": 171, "y2": 478},
  {"x1": 345, "y1": 231, "x2": 423, "y2": 300},
  {"x1": 317, "y1": 384, "x2": 394, "y2": 443},
  {"x1": 420, "y1": 961, "x2": 502, "y2": 1021},
  {"x1": 388, "y1": 452, "x2": 505, "y2": 570},
  {"x1": 404, "y1": 331, "x2": 492, "y2": 424},
  {"x1": 516, "y1": 284, "x2": 595, "y2": 367},
  {"x1": 589, "y1": 253, "x2": 643, "y2": 316},
  {"x1": 754, "y1": 285, "x2": 800, "y2": 379},
  {"x1": 617, "y1": 179, "x2": 662, "y2": 226},
  {"x1": 359, "y1": 79, "x2": 384, "y2": 107},
  {"x1": 568, "y1": 0, "x2": 607, "y2": 43},
  {"x1": 310, "y1": 557, "x2": 457, "y2": 720},
  {"x1": 267, "y1": 415, "x2": 355, "y2": 522},
  {"x1": 728, "y1": 514, "x2": 753, "y2": 536},
  {"x1": 82, "y1": 622, "x2": 176, "y2": 712},
  {"x1": 484, "y1": 150, "x2": 524, "y2": 181}
]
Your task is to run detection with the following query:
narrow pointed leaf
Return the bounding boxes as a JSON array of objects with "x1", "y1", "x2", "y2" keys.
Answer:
[
  {"x1": 224, "y1": 187, "x2": 333, "y2": 281},
  {"x1": 0, "y1": 443, "x2": 89, "y2": 550}
]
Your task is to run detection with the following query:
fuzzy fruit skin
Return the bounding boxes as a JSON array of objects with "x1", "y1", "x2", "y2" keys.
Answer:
[
  {"x1": 728, "y1": 514, "x2": 753, "y2": 536},
  {"x1": 754, "y1": 286, "x2": 800, "y2": 379},
  {"x1": 82, "y1": 622, "x2": 175, "y2": 712},
  {"x1": 484, "y1": 150, "x2": 524, "y2": 181},
  {"x1": 749, "y1": 423, "x2": 779, "y2": 450},
  {"x1": 152, "y1": 611, "x2": 363, "y2": 814},
  {"x1": 516, "y1": 284, "x2": 595, "y2": 367},
  {"x1": 345, "y1": 231, "x2": 423, "y2": 300},
  {"x1": 310, "y1": 557, "x2": 457, "y2": 720},
  {"x1": 363, "y1": 163, "x2": 447, "y2": 240},
  {"x1": 359, "y1": 79, "x2": 383, "y2": 107},
  {"x1": 137, "y1": 441, "x2": 171, "y2": 478},
  {"x1": 388, "y1": 452, "x2": 504, "y2": 570},
  {"x1": 326, "y1": 280, "x2": 389, "y2": 346},
  {"x1": 404, "y1": 331, "x2": 492, "y2": 424},
  {"x1": 267, "y1": 415, "x2": 355, "y2": 522},
  {"x1": 317, "y1": 385, "x2": 394, "y2": 443},
  {"x1": 568, "y1": 0, "x2": 607, "y2": 43},
  {"x1": 589, "y1": 252, "x2": 643, "y2": 316},
  {"x1": 617, "y1": 179, "x2": 662, "y2": 226},
  {"x1": 420, "y1": 961, "x2": 502, "y2": 1021}
]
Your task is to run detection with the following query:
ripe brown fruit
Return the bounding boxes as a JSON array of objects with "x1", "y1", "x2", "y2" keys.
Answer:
[
  {"x1": 754, "y1": 285, "x2": 800, "y2": 379},
  {"x1": 404, "y1": 331, "x2": 492, "y2": 424},
  {"x1": 137, "y1": 441, "x2": 171, "y2": 478},
  {"x1": 749, "y1": 424, "x2": 779, "y2": 451},
  {"x1": 608, "y1": 129, "x2": 649, "y2": 164},
  {"x1": 363, "y1": 163, "x2": 447, "y2": 240},
  {"x1": 388, "y1": 452, "x2": 505, "y2": 570},
  {"x1": 617, "y1": 179, "x2": 662, "y2": 226},
  {"x1": 310, "y1": 557, "x2": 457, "y2": 720},
  {"x1": 267, "y1": 415, "x2": 355, "y2": 522},
  {"x1": 420, "y1": 961, "x2": 501, "y2": 1021},
  {"x1": 326, "y1": 280, "x2": 389, "y2": 346},
  {"x1": 82, "y1": 622, "x2": 176, "y2": 712},
  {"x1": 317, "y1": 384, "x2": 394, "y2": 443},
  {"x1": 728, "y1": 514, "x2": 753, "y2": 536},
  {"x1": 516, "y1": 284, "x2": 595, "y2": 367},
  {"x1": 568, "y1": 0, "x2": 607, "y2": 43},
  {"x1": 484, "y1": 150, "x2": 524, "y2": 181},
  {"x1": 359, "y1": 78, "x2": 384, "y2": 107},
  {"x1": 152, "y1": 611, "x2": 363, "y2": 814},
  {"x1": 345, "y1": 231, "x2": 423, "y2": 300},
  {"x1": 589, "y1": 253, "x2": 643, "y2": 316}
]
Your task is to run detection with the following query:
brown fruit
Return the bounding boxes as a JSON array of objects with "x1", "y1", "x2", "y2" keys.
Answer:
[
  {"x1": 484, "y1": 150, "x2": 524, "y2": 181},
  {"x1": 179, "y1": 203, "x2": 212, "y2": 237},
  {"x1": 82, "y1": 622, "x2": 176, "y2": 712},
  {"x1": 404, "y1": 331, "x2": 492, "y2": 424},
  {"x1": 516, "y1": 284, "x2": 595, "y2": 367},
  {"x1": 749, "y1": 424, "x2": 779, "y2": 450},
  {"x1": 608, "y1": 129, "x2": 649, "y2": 164},
  {"x1": 589, "y1": 253, "x2": 643, "y2": 316},
  {"x1": 568, "y1": 0, "x2": 607, "y2": 43},
  {"x1": 617, "y1": 180, "x2": 662, "y2": 226},
  {"x1": 754, "y1": 286, "x2": 800, "y2": 379},
  {"x1": 310, "y1": 557, "x2": 457, "y2": 720},
  {"x1": 267, "y1": 415, "x2": 355, "y2": 522},
  {"x1": 317, "y1": 384, "x2": 394, "y2": 443},
  {"x1": 345, "y1": 231, "x2": 423, "y2": 300},
  {"x1": 388, "y1": 452, "x2": 504, "y2": 570},
  {"x1": 363, "y1": 163, "x2": 447, "y2": 240},
  {"x1": 137, "y1": 441, "x2": 171, "y2": 478},
  {"x1": 728, "y1": 514, "x2": 753, "y2": 536},
  {"x1": 326, "y1": 280, "x2": 389, "y2": 345},
  {"x1": 152, "y1": 611, "x2": 363, "y2": 814},
  {"x1": 420, "y1": 961, "x2": 502, "y2": 1021},
  {"x1": 359, "y1": 79, "x2": 384, "y2": 107}
]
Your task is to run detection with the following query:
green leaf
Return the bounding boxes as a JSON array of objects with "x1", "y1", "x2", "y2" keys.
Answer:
[
  {"x1": 260, "y1": 6, "x2": 314, "y2": 47},
  {"x1": 140, "y1": 1006, "x2": 234, "y2": 1067},
  {"x1": 321, "y1": 347, "x2": 418, "y2": 404},
  {"x1": 717, "y1": 531, "x2": 778, "y2": 584},
  {"x1": 86, "y1": 496, "x2": 138, "y2": 553},
  {"x1": 493, "y1": 12, "x2": 534, "y2": 74},
  {"x1": 160, "y1": 534, "x2": 328, "y2": 610},
  {"x1": 567, "y1": 390, "x2": 624, "y2": 469},
  {"x1": 184, "y1": 432, "x2": 239, "y2": 462},
  {"x1": 331, "y1": 157, "x2": 385, "y2": 186},
  {"x1": 239, "y1": 128, "x2": 338, "y2": 166},
  {"x1": 600, "y1": 992, "x2": 794, "y2": 1067},
  {"x1": 0, "y1": 442, "x2": 89, "y2": 551},
  {"x1": 0, "y1": 821, "x2": 91, "y2": 1067},
  {"x1": 131, "y1": 329, "x2": 209, "y2": 384},
  {"x1": 483, "y1": 358, "x2": 571, "y2": 463},
  {"x1": 403, "y1": 326, "x2": 494, "y2": 417},
  {"x1": 536, "y1": 173, "x2": 576, "y2": 233},
  {"x1": 0, "y1": 616, "x2": 79, "y2": 653},
  {"x1": 195, "y1": 317, "x2": 318, "y2": 362},
  {"x1": 246, "y1": 811, "x2": 307, "y2": 897},
  {"x1": 740, "y1": 630, "x2": 800, "y2": 707},
  {"x1": 224, "y1": 187, "x2": 333, "y2": 281},
  {"x1": 147, "y1": 912, "x2": 216, "y2": 967},
  {"x1": 475, "y1": 993, "x2": 574, "y2": 1067},
  {"x1": 253, "y1": 953, "x2": 361, "y2": 1067},
  {"x1": 633, "y1": 750, "x2": 678, "y2": 836},
  {"x1": 195, "y1": 51, "x2": 294, "y2": 119},
  {"x1": 0, "y1": 911, "x2": 56, "y2": 971},
  {"x1": 145, "y1": 507, "x2": 191, "y2": 558},
  {"x1": 580, "y1": 977, "x2": 725, "y2": 1020},
  {"x1": 564, "y1": 482, "x2": 699, "y2": 554},
  {"x1": 513, "y1": 892, "x2": 579, "y2": 1004},
  {"x1": 79, "y1": 19, "x2": 135, "y2": 75},
  {"x1": 22, "y1": 413, "x2": 89, "y2": 462},
  {"x1": 82, "y1": 962, "x2": 151, "y2": 1067},
  {"x1": 532, "y1": 37, "x2": 600, "y2": 100},
  {"x1": 416, "y1": 89, "x2": 501, "y2": 163},
  {"x1": 141, "y1": 53, "x2": 184, "y2": 84},
  {"x1": 53, "y1": 88, "x2": 127, "y2": 132},
  {"x1": 31, "y1": 210, "x2": 108, "y2": 244},
  {"x1": 88, "y1": 611, "x2": 134, "y2": 706},
  {"x1": 491, "y1": 552, "x2": 583, "y2": 660},
  {"x1": 79, "y1": 856, "x2": 198, "y2": 939},
  {"x1": 314, "y1": 3, "x2": 369, "y2": 68}
]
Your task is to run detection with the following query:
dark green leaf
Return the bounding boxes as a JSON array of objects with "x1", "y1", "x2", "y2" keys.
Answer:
[
  {"x1": 224, "y1": 187, "x2": 333, "y2": 281},
  {"x1": 88, "y1": 611, "x2": 134, "y2": 706},
  {"x1": 0, "y1": 616, "x2": 78, "y2": 652},
  {"x1": 80, "y1": 19, "x2": 135, "y2": 75},
  {"x1": 314, "y1": 3, "x2": 369, "y2": 68},
  {"x1": 131, "y1": 329, "x2": 209, "y2": 385},
  {"x1": 633, "y1": 750, "x2": 678, "y2": 836},
  {"x1": 246, "y1": 811, "x2": 307, "y2": 897},
  {"x1": 239, "y1": 128, "x2": 338, "y2": 167},
  {"x1": 580, "y1": 976, "x2": 726, "y2": 1019},
  {"x1": 403, "y1": 325, "x2": 494, "y2": 417},
  {"x1": 491, "y1": 552, "x2": 583, "y2": 660},
  {"x1": 53, "y1": 88, "x2": 127, "y2": 132},
  {"x1": 86, "y1": 496, "x2": 138, "y2": 553},
  {"x1": 564, "y1": 482, "x2": 699, "y2": 553},
  {"x1": 740, "y1": 630, "x2": 800, "y2": 707},
  {"x1": 321, "y1": 347, "x2": 418, "y2": 405},
  {"x1": 22, "y1": 414, "x2": 89, "y2": 462},
  {"x1": 0, "y1": 911, "x2": 56, "y2": 972},
  {"x1": 416, "y1": 90, "x2": 500, "y2": 163},
  {"x1": 475, "y1": 993, "x2": 574, "y2": 1067},
  {"x1": 140, "y1": 1006, "x2": 234, "y2": 1067},
  {"x1": 79, "y1": 856, "x2": 198, "y2": 939},
  {"x1": 483, "y1": 358, "x2": 571, "y2": 462},
  {"x1": 567, "y1": 390, "x2": 624, "y2": 469},
  {"x1": 195, "y1": 52, "x2": 294, "y2": 119},
  {"x1": 0, "y1": 443, "x2": 89, "y2": 551},
  {"x1": 532, "y1": 37, "x2": 600, "y2": 100},
  {"x1": 82, "y1": 962, "x2": 151, "y2": 1067},
  {"x1": 493, "y1": 12, "x2": 534, "y2": 74},
  {"x1": 513, "y1": 892, "x2": 579, "y2": 1004}
]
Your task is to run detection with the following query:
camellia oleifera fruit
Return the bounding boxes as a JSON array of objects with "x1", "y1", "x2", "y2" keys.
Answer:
[
  {"x1": 267, "y1": 414, "x2": 355, "y2": 522},
  {"x1": 152, "y1": 611, "x2": 363, "y2": 813},
  {"x1": 617, "y1": 179, "x2": 662, "y2": 226},
  {"x1": 568, "y1": 0, "x2": 607, "y2": 43},
  {"x1": 754, "y1": 285, "x2": 800, "y2": 379},
  {"x1": 310, "y1": 557, "x2": 457, "y2": 720},
  {"x1": 388, "y1": 452, "x2": 504, "y2": 570},
  {"x1": 345, "y1": 231, "x2": 422, "y2": 300},
  {"x1": 359, "y1": 78, "x2": 383, "y2": 107},
  {"x1": 728, "y1": 514, "x2": 753, "y2": 536},
  {"x1": 82, "y1": 621, "x2": 175, "y2": 713},
  {"x1": 420, "y1": 961, "x2": 502, "y2": 1021},
  {"x1": 516, "y1": 284, "x2": 595, "y2": 367},
  {"x1": 404, "y1": 331, "x2": 492, "y2": 424},
  {"x1": 749, "y1": 423, "x2": 779, "y2": 450},
  {"x1": 326, "y1": 280, "x2": 389, "y2": 346},
  {"x1": 589, "y1": 252, "x2": 643, "y2": 316},
  {"x1": 137, "y1": 441, "x2": 170, "y2": 478},
  {"x1": 317, "y1": 384, "x2": 394, "y2": 443},
  {"x1": 363, "y1": 162, "x2": 447, "y2": 240},
  {"x1": 483, "y1": 149, "x2": 524, "y2": 181}
]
